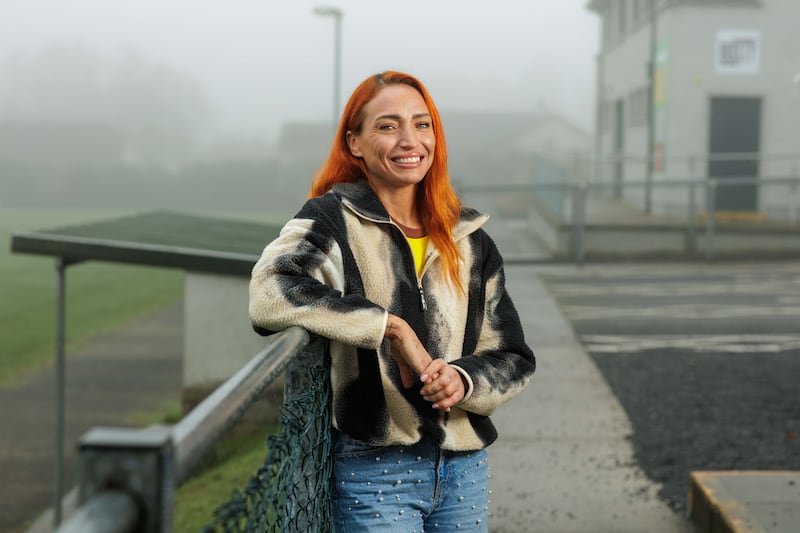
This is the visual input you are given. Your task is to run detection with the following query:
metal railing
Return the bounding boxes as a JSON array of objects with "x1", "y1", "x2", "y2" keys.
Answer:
[
  {"x1": 459, "y1": 174, "x2": 800, "y2": 265},
  {"x1": 595, "y1": 151, "x2": 800, "y2": 214},
  {"x1": 578, "y1": 175, "x2": 799, "y2": 262},
  {"x1": 57, "y1": 326, "x2": 325, "y2": 533}
]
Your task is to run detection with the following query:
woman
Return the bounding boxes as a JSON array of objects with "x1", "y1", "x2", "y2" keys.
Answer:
[{"x1": 249, "y1": 71, "x2": 535, "y2": 532}]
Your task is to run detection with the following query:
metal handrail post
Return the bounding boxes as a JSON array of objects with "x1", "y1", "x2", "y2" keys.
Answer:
[
  {"x1": 686, "y1": 182, "x2": 697, "y2": 254},
  {"x1": 65, "y1": 425, "x2": 174, "y2": 533},
  {"x1": 54, "y1": 257, "x2": 66, "y2": 527},
  {"x1": 571, "y1": 183, "x2": 587, "y2": 265},
  {"x1": 705, "y1": 179, "x2": 717, "y2": 260}
]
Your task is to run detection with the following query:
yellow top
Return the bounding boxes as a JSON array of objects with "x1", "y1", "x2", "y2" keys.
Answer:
[{"x1": 406, "y1": 236, "x2": 429, "y2": 277}]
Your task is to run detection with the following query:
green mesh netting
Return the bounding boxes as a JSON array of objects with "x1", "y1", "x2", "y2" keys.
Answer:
[{"x1": 203, "y1": 361, "x2": 333, "y2": 533}]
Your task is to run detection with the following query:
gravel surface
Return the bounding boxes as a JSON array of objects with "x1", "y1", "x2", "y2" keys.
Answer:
[
  {"x1": 540, "y1": 262, "x2": 800, "y2": 515},
  {"x1": 590, "y1": 348, "x2": 800, "y2": 513}
]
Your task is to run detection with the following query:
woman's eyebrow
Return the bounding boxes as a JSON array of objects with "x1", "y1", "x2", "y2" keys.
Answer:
[{"x1": 374, "y1": 112, "x2": 432, "y2": 122}]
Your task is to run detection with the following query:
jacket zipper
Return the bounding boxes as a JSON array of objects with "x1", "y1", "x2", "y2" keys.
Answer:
[
  {"x1": 418, "y1": 283, "x2": 428, "y2": 312},
  {"x1": 401, "y1": 227, "x2": 429, "y2": 312},
  {"x1": 340, "y1": 199, "x2": 490, "y2": 313}
]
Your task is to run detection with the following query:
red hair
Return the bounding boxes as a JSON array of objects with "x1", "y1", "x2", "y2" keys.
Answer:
[{"x1": 310, "y1": 71, "x2": 463, "y2": 291}]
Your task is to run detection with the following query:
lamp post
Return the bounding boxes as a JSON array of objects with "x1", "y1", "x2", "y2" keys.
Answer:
[
  {"x1": 313, "y1": 6, "x2": 343, "y2": 132},
  {"x1": 645, "y1": 0, "x2": 663, "y2": 214}
]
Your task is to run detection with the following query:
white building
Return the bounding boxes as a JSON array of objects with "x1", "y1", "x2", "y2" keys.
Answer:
[{"x1": 588, "y1": 0, "x2": 800, "y2": 218}]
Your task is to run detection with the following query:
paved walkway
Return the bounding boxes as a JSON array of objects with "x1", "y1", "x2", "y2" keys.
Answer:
[
  {"x1": 1, "y1": 302, "x2": 183, "y2": 533},
  {"x1": 489, "y1": 266, "x2": 694, "y2": 532}
]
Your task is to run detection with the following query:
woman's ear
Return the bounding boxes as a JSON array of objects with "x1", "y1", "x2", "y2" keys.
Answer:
[{"x1": 346, "y1": 131, "x2": 362, "y2": 157}]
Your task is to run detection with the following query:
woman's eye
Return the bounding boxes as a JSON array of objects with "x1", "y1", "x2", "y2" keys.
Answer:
[
  {"x1": 417, "y1": 122, "x2": 431, "y2": 129},
  {"x1": 378, "y1": 123, "x2": 396, "y2": 131}
]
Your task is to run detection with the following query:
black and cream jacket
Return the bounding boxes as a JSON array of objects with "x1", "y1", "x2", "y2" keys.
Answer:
[{"x1": 249, "y1": 180, "x2": 535, "y2": 451}]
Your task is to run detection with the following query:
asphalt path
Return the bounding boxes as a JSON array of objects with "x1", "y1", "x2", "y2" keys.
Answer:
[
  {"x1": 0, "y1": 302, "x2": 183, "y2": 533},
  {"x1": 537, "y1": 261, "x2": 800, "y2": 513}
]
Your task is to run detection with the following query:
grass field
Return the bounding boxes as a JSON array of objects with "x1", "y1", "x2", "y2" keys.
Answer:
[
  {"x1": 174, "y1": 428, "x2": 276, "y2": 530},
  {"x1": 0, "y1": 208, "x2": 185, "y2": 384}
]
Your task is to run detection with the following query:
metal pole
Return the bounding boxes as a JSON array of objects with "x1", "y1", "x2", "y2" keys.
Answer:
[
  {"x1": 333, "y1": 13, "x2": 342, "y2": 129},
  {"x1": 645, "y1": 0, "x2": 658, "y2": 214},
  {"x1": 705, "y1": 179, "x2": 717, "y2": 260},
  {"x1": 687, "y1": 182, "x2": 697, "y2": 254},
  {"x1": 592, "y1": 27, "x2": 604, "y2": 185},
  {"x1": 314, "y1": 7, "x2": 343, "y2": 134},
  {"x1": 54, "y1": 258, "x2": 67, "y2": 527},
  {"x1": 572, "y1": 183, "x2": 587, "y2": 265},
  {"x1": 790, "y1": 167, "x2": 799, "y2": 224}
]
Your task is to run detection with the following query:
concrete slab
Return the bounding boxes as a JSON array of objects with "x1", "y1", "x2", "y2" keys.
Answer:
[
  {"x1": 488, "y1": 266, "x2": 694, "y2": 532},
  {"x1": 690, "y1": 471, "x2": 800, "y2": 533}
]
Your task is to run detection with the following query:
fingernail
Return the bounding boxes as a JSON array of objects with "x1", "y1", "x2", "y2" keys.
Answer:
[{"x1": 420, "y1": 373, "x2": 429, "y2": 382}]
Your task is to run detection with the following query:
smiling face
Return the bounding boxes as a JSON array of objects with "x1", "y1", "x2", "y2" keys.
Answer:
[{"x1": 346, "y1": 84, "x2": 435, "y2": 193}]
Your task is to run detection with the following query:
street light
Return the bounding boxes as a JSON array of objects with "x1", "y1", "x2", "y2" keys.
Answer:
[{"x1": 313, "y1": 6, "x2": 343, "y2": 132}]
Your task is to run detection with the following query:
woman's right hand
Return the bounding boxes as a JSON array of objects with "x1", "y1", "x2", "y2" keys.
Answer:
[{"x1": 384, "y1": 313, "x2": 433, "y2": 388}]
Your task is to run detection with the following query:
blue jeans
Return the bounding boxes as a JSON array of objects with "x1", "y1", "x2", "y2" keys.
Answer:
[{"x1": 331, "y1": 430, "x2": 490, "y2": 532}]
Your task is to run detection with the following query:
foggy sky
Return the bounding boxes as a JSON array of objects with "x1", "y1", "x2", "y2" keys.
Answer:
[{"x1": 1, "y1": 0, "x2": 599, "y2": 142}]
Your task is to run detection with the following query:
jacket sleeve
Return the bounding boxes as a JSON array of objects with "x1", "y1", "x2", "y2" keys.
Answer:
[
  {"x1": 248, "y1": 205, "x2": 388, "y2": 349},
  {"x1": 450, "y1": 237, "x2": 535, "y2": 416}
]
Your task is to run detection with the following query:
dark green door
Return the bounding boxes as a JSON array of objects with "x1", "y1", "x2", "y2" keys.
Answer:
[{"x1": 708, "y1": 96, "x2": 761, "y2": 211}]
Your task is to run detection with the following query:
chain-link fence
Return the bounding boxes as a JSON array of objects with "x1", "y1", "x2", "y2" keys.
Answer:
[{"x1": 204, "y1": 356, "x2": 333, "y2": 533}]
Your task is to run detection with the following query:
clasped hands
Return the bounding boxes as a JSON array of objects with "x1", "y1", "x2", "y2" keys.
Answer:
[{"x1": 384, "y1": 313, "x2": 465, "y2": 412}]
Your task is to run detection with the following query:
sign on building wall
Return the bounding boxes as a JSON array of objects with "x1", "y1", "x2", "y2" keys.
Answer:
[
  {"x1": 715, "y1": 30, "x2": 762, "y2": 75},
  {"x1": 653, "y1": 40, "x2": 669, "y2": 173}
]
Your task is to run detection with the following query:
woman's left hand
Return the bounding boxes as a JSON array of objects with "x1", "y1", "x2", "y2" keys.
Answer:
[{"x1": 419, "y1": 359, "x2": 465, "y2": 412}]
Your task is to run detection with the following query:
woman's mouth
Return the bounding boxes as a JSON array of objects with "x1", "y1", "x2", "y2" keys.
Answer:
[{"x1": 393, "y1": 156, "x2": 422, "y2": 164}]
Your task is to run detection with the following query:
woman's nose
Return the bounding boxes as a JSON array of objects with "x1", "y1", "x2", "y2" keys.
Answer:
[{"x1": 397, "y1": 123, "x2": 417, "y2": 146}]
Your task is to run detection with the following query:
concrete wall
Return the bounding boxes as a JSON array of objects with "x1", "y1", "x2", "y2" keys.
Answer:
[
  {"x1": 183, "y1": 272, "x2": 268, "y2": 388},
  {"x1": 182, "y1": 272, "x2": 284, "y2": 424}
]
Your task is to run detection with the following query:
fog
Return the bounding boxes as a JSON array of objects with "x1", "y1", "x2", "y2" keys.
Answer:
[{"x1": 0, "y1": 0, "x2": 599, "y2": 211}]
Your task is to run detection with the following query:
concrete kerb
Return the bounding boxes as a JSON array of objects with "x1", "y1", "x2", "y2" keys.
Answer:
[{"x1": 689, "y1": 471, "x2": 800, "y2": 533}]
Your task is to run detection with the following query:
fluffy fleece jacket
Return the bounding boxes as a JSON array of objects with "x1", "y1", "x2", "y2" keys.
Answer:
[{"x1": 249, "y1": 181, "x2": 535, "y2": 451}]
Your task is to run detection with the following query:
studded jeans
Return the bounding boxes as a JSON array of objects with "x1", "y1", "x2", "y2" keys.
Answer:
[{"x1": 331, "y1": 430, "x2": 490, "y2": 532}]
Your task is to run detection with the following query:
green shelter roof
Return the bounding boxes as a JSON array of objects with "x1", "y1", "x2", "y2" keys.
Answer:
[{"x1": 10, "y1": 211, "x2": 282, "y2": 276}]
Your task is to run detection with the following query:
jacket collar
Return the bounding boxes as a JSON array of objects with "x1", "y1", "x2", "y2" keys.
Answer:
[
  {"x1": 331, "y1": 181, "x2": 390, "y2": 222},
  {"x1": 331, "y1": 180, "x2": 489, "y2": 242}
]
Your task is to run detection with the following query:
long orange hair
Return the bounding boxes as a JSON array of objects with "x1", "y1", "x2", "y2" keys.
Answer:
[{"x1": 310, "y1": 71, "x2": 463, "y2": 291}]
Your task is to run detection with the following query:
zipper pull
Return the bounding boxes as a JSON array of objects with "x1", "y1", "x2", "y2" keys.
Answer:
[{"x1": 418, "y1": 284, "x2": 428, "y2": 312}]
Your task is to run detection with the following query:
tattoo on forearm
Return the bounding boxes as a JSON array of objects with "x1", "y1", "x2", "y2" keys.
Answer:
[{"x1": 385, "y1": 322, "x2": 399, "y2": 341}]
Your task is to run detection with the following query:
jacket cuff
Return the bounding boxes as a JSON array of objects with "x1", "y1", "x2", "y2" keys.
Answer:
[{"x1": 450, "y1": 364, "x2": 473, "y2": 403}]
